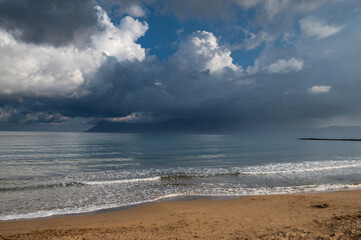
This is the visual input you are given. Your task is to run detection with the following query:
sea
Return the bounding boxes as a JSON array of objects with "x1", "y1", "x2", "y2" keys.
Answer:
[{"x1": 1, "y1": 131, "x2": 361, "y2": 221}]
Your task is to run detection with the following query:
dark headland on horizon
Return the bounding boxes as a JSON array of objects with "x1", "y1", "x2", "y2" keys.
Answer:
[{"x1": 299, "y1": 138, "x2": 361, "y2": 141}]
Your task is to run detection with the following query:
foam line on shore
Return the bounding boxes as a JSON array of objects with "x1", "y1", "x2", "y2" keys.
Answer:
[
  {"x1": 1, "y1": 183, "x2": 361, "y2": 221},
  {"x1": 83, "y1": 177, "x2": 161, "y2": 185}
]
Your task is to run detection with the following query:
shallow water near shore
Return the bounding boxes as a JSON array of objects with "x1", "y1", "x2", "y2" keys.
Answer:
[{"x1": 1, "y1": 131, "x2": 361, "y2": 221}]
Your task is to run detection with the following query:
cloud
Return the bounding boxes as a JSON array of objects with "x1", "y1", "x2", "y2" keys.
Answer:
[
  {"x1": 0, "y1": 106, "x2": 69, "y2": 124},
  {"x1": 264, "y1": 0, "x2": 324, "y2": 20},
  {"x1": 0, "y1": 0, "x2": 99, "y2": 47},
  {"x1": 266, "y1": 58, "x2": 304, "y2": 73},
  {"x1": 154, "y1": 0, "x2": 250, "y2": 21},
  {"x1": 308, "y1": 86, "x2": 331, "y2": 94},
  {"x1": 73, "y1": 30, "x2": 244, "y2": 121},
  {"x1": 264, "y1": 0, "x2": 289, "y2": 19},
  {"x1": 142, "y1": 0, "x2": 322, "y2": 22},
  {"x1": 1, "y1": 0, "x2": 361, "y2": 131},
  {"x1": 247, "y1": 57, "x2": 304, "y2": 74},
  {"x1": 0, "y1": 107, "x2": 11, "y2": 122},
  {"x1": 0, "y1": 6, "x2": 148, "y2": 97},
  {"x1": 300, "y1": 17, "x2": 343, "y2": 39},
  {"x1": 243, "y1": 31, "x2": 274, "y2": 50},
  {"x1": 0, "y1": 29, "x2": 99, "y2": 97},
  {"x1": 92, "y1": 6, "x2": 148, "y2": 62},
  {"x1": 170, "y1": 31, "x2": 242, "y2": 73},
  {"x1": 106, "y1": 112, "x2": 160, "y2": 123},
  {"x1": 125, "y1": 4, "x2": 146, "y2": 17}
]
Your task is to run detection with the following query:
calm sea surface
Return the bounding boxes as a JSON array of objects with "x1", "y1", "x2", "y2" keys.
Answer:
[{"x1": 1, "y1": 131, "x2": 361, "y2": 220}]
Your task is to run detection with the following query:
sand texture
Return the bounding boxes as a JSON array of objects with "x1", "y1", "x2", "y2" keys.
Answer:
[{"x1": 1, "y1": 190, "x2": 361, "y2": 240}]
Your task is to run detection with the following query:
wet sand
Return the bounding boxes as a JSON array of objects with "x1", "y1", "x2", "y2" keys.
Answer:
[{"x1": 1, "y1": 190, "x2": 361, "y2": 240}]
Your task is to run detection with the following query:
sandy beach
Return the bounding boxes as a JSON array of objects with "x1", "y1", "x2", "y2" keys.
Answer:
[{"x1": 0, "y1": 190, "x2": 360, "y2": 240}]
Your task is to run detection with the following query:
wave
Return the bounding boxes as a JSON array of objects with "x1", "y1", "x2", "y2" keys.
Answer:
[
  {"x1": 0, "y1": 203, "x2": 120, "y2": 221},
  {"x1": 2, "y1": 183, "x2": 360, "y2": 221},
  {"x1": 240, "y1": 160, "x2": 361, "y2": 175},
  {"x1": 159, "y1": 175, "x2": 196, "y2": 181},
  {"x1": 240, "y1": 163, "x2": 361, "y2": 176},
  {"x1": 159, "y1": 172, "x2": 246, "y2": 180},
  {"x1": 83, "y1": 177, "x2": 161, "y2": 185},
  {"x1": 156, "y1": 159, "x2": 361, "y2": 180},
  {"x1": 0, "y1": 182, "x2": 85, "y2": 192},
  {"x1": 156, "y1": 161, "x2": 361, "y2": 181},
  {"x1": 0, "y1": 199, "x2": 158, "y2": 221},
  {"x1": 2, "y1": 159, "x2": 361, "y2": 192},
  {"x1": 0, "y1": 177, "x2": 162, "y2": 192},
  {"x1": 155, "y1": 183, "x2": 361, "y2": 200}
]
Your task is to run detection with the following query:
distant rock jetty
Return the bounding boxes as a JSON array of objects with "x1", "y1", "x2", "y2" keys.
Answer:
[{"x1": 298, "y1": 138, "x2": 361, "y2": 141}]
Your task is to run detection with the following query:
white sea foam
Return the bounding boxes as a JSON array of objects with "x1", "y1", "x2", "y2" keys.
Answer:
[
  {"x1": 1, "y1": 183, "x2": 360, "y2": 221},
  {"x1": 239, "y1": 162, "x2": 361, "y2": 175},
  {"x1": 202, "y1": 159, "x2": 361, "y2": 177},
  {"x1": 83, "y1": 176, "x2": 160, "y2": 185},
  {"x1": 0, "y1": 199, "x2": 156, "y2": 221},
  {"x1": 151, "y1": 183, "x2": 361, "y2": 201},
  {"x1": 240, "y1": 183, "x2": 361, "y2": 195},
  {"x1": 0, "y1": 204, "x2": 116, "y2": 221},
  {"x1": 148, "y1": 158, "x2": 361, "y2": 177},
  {"x1": 147, "y1": 159, "x2": 361, "y2": 179}
]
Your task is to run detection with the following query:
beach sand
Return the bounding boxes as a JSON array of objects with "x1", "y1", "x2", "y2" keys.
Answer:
[{"x1": 1, "y1": 190, "x2": 360, "y2": 240}]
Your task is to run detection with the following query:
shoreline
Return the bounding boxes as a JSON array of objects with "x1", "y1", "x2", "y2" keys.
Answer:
[
  {"x1": 2, "y1": 186, "x2": 361, "y2": 222},
  {"x1": 1, "y1": 189, "x2": 361, "y2": 239},
  {"x1": 0, "y1": 194, "x2": 241, "y2": 222},
  {"x1": 1, "y1": 186, "x2": 361, "y2": 222}
]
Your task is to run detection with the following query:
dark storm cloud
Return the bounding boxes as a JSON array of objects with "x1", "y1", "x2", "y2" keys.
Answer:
[
  {"x1": 2, "y1": 29, "x2": 361, "y2": 129},
  {"x1": 0, "y1": 104, "x2": 69, "y2": 124},
  {"x1": 3, "y1": 50, "x2": 361, "y2": 130},
  {"x1": 65, "y1": 57, "x2": 162, "y2": 118},
  {"x1": 0, "y1": 53, "x2": 243, "y2": 127},
  {"x1": 0, "y1": 0, "x2": 98, "y2": 46}
]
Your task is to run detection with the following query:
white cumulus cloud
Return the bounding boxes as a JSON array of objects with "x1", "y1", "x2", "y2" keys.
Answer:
[
  {"x1": 0, "y1": 29, "x2": 100, "y2": 97},
  {"x1": 300, "y1": 17, "x2": 343, "y2": 39},
  {"x1": 92, "y1": 6, "x2": 148, "y2": 62},
  {"x1": 0, "y1": 6, "x2": 148, "y2": 97},
  {"x1": 172, "y1": 31, "x2": 242, "y2": 74},
  {"x1": 308, "y1": 85, "x2": 331, "y2": 94}
]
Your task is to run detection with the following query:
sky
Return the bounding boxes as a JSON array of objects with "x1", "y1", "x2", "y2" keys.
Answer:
[{"x1": 0, "y1": 0, "x2": 360, "y2": 132}]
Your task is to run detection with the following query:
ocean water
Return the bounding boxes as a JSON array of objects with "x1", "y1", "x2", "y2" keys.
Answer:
[{"x1": 1, "y1": 131, "x2": 361, "y2": 221}]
